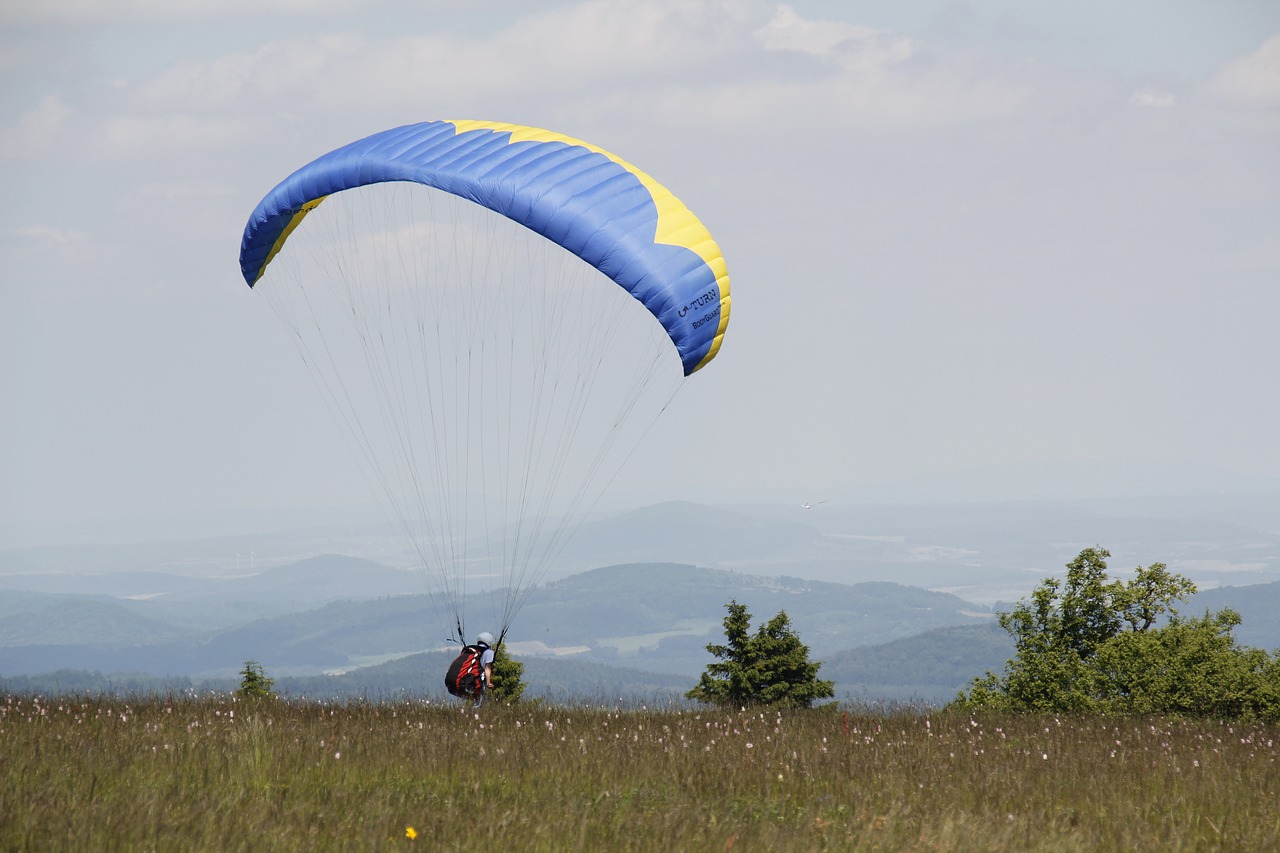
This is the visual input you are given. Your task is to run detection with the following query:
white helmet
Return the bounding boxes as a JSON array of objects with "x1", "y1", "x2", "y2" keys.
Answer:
[{"x1": 477, "y1": 632, "x2": 495, "y2": 646}]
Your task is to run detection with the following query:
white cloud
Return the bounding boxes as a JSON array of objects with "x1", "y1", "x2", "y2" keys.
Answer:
[
  {"x1": 756, "y1": 4, "x2": 888, "y2": 59},
  {"x1": 103, "y1": 114, "x2": 256, "y2": 158},
  {"x1": 0, "y1": 0, "x2": 398, "y2": 25},
  {"x1": 0, "y1": 0, "x2": 1033, "y2": 204},
  {"x1": 1130, "y1": 87, "x2": 1175, "y2": 109},
  {"x1": 0, "y1": 94, "x2": 71, "y2": 159},
  {"x1": 134, "y1": 34, "x2": 366, "y2": 109},
  {"x1": 132, "y1": 1, "x2": 1024, "y2": 136},
  {"x1": 746, "y1": 3, "x2": 1029, "y2": 129},
  {"x1": 8, "y1": 225, "x2": 86, "y2": 247},
  {"x1": 133, "y1": 54, "x2": 258, "y2": 108},
  {"x1": 1208, "y1": 32, "x2": 1280, "y2": 106}
]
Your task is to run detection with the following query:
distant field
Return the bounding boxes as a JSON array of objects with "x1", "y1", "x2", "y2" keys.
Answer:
[
  {"x1": 596, "y1": 618, "x2": 722, "y2": 655},
  {"x1": 2, "y1": 695, "x2": 1277, "y2": 851}
]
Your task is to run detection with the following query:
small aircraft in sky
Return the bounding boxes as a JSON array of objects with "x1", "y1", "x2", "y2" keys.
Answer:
[{"x1": 800, "y1": 500, "x2": 827, "y2": 510}]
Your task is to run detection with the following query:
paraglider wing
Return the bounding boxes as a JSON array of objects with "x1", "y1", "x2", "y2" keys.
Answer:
[
  {"x1": 239, "y1": 120, "x2": 730, "y2": 374},
  {"x1": 237, "y1": 120, "x2": 731, "y2": 646}
]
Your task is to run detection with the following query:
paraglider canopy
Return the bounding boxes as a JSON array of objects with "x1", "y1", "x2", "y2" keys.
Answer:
[
  {"x1": 240, "y1": 120, "x2": 730, "y2": 375},
  {"x1": 239, "y1": 120, "x2": 730, "y2": 644}
]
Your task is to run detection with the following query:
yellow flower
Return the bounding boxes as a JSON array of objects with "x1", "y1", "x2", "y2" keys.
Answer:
[{"x1": 405, "y1": 827, "x2": 418, "y2": 840}]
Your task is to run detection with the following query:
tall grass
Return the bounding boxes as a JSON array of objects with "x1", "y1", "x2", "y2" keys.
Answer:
[{"x1": 2, "y1": 694, "x2": 1276, "y2": 851}]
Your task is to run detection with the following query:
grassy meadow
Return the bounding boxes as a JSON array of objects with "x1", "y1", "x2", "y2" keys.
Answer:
[{"x1": 2, "y1": 694, "x2": 1276, "y2": 851}]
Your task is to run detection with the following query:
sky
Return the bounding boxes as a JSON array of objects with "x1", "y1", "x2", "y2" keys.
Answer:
[{"x1": 2, "y1": 0, "x2": 1278, "y2": 548}]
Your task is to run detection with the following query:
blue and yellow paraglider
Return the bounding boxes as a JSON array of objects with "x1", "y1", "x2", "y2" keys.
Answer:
[{"x1": 240, "y1": 120, "x2": 730, "y2": 645}]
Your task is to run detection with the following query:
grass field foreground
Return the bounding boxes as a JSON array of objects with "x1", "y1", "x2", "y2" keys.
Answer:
[{"x1": 2, "y1": 694, "x2": 1277, "y2": 851}]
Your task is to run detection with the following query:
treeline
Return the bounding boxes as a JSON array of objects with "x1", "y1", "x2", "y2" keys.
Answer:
[{"x1": 0, "y1": 652, "x2": 692, "y2": 705}]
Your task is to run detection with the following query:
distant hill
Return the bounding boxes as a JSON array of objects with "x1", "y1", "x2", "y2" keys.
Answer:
[
  {"x1": 0, "y1": 553, "x2": 423, "y2": 603},
  {"x1": 823, "y1": 623, "x2": 1014, "y2": 704},
  {"x1": 518, "y1": 563, "x2": 995, "y2": 677},
  {"x1": 4, "y1": 555, "x2": 1278, "y2": 705},
  {"x1": 1190, "y1": 582, "x2": 1280, "y2": 651},
  {"x1": 0, "y1": 590, "x2": 187, "y2": 647},
  {"x1": 0, "y1": 555, "x2": 426, "y2": 632},
  {"x1": 0, "y1": 558, "x2": 992, "y2": 681},
  {"x1": 7, "y1": 495, "x2": 1278, "y2": 608},
  {"x1": 0, "y1": 593, "x2": 437, "y2": 679}
]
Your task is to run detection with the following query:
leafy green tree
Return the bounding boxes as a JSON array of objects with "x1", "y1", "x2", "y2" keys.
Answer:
[
  {"x1": 687, "y1": 600, "x2": 834, "y2": 709},
  {"x1": 955, "y1": 547, "x2": 1280, "y2": 720},
  {"x1": 238, "y1": 660, "x2": 275, "y2": 699},
  {"x1": 489, "y1": 643, "x2": 525, "y2": 702},
  {"x1": 1112, "y1": 560, "x2": 1195, "y2": 631}
]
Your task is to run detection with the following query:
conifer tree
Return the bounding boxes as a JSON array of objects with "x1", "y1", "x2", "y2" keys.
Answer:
[
  {"x1": 687, "y1": 600, "x2": 834, "y2": 709},
  {"x1": 489, "y1": 643, "x2": 525, "y2": 702},
  {"x1": 237, "y1": 660, "x2": 274, "y2": 699}
]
